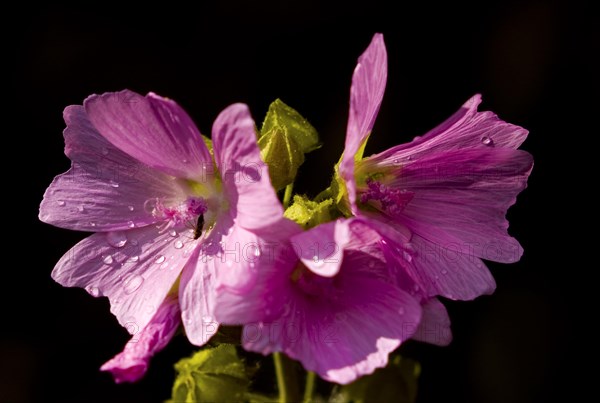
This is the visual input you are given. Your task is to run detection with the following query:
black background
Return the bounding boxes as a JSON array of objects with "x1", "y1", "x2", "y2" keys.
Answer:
[{"x1": 4, "y1": 1, "x2": 593, "y2": 402}]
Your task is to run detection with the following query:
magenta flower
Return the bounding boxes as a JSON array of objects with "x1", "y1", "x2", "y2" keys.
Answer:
[
  {"x1": 215, "y1": 219, "x2": 451, "y2": 384},
  {"x1": 39, "y1": 91, "x2": 286, "y2": 381},
  {"x1": 336, "y1": 34, "x2": 533, "y2": 301}
]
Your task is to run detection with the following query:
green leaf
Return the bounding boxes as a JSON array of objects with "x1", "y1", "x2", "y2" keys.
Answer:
[
  {"x1": 333, "y1": 355, "x2": 421, "y2": 403},
  {"x1": 259, "y1": 99, "x2": 320, "y2": 191},
  {"x1": 284, "y1": 195, "x2": 333, "y2": 229},
  {"x1": 167, "y1": 345, "x2": 252, "y2": 403}
]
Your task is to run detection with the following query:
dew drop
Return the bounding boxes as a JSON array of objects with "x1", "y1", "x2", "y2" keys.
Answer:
[
  {"x1": 182, "y1": 158, "x2": 188, "y2": 164},
  {"x1": 226, "y1": 260, "x2": 233, "y2": 268},
  {"x1": 127, "y1": 221, "x2": 136, "y2": 228},
  {"x1": 57, "y1": 200, "x2": 66, "y2": 206},
  {"x1": 128, "y1": 205, "x2": 134, "y2": 211},
  {"x1": 78, "y1": 205, "x2": 85, "y2": 212},
  {"x1": 403, "y1": 251, "x2": 413, "y2": 262},
  {"x1": 106, "y1": 231, "x2": 127, "y2": 248},
  {"x1": 154, "y1": 255, "x2": 166, "y2": 264},
  {"x1": 481, "y1": 136, "x2": 493, "y2": 146},
  {"x1": 86, "y1": 286, "x2": 100, "y2": 297},
  {"x1": 130, "y1": 239, "x2": 139, "y2": 246},
  {"x1": 169, "y1": 230, "x2": 177, "y2": 237},
  {"x1": 123, "y1": 274, "x2": 144, "y2": 294},
  {"x1": 128, "y1": 255, "x2": 139, "y2": 263},
  {"x1": 109, "y1": 180, "x2": 119, "y2": 188},
  {"x1": 441, "y1": 269, "x2": 448, "y2": 275},
  {"x1": 202, "y1": 315, "x2": 212, "y2": 323},
  {"x1": 102, "y1": 255, "x2": 114, "y2": 264},
  {"x1": 174, "y1": 240, "x2": 184, "y2": 249},
  {"x1": 254, "y1": 247, "x2": 261, "y2": 257}
]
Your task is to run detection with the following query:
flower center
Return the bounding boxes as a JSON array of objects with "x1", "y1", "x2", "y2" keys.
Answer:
[
  {"x1": 290, "y1": 261, "x2": 335, "y2": 297},
  {"x1": 148, "y1": 196, "x2": 208, "y2": 229},
  {"x1": 359, "y1": 178, "x2": 414, "y2": 217}
]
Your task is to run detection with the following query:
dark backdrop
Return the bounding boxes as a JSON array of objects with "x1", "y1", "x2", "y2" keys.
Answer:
[{"x1": 4, "y1": 1, "x2": 592, "y2": 402}]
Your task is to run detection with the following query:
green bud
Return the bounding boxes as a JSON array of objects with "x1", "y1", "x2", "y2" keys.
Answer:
[
  {"x1": 259, "y1": 99, "x2": 320, "y2": 191},
  {"x1": 284, "y1": 195, "x2": 333, "y2": 229}
]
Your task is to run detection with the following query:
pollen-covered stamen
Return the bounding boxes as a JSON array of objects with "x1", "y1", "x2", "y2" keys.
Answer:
[
  {"x1": 150, "y1": 196, "x2": 208, "y2": 228},
  {"x1": 359, "y1": 178, "x2": 414, "y2": 216}
]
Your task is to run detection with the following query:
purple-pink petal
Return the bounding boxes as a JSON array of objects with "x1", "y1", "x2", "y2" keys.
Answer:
[
  {"x1": 290, "y1": 219, "x2": 352, "y2": 277},
  {"x1": 340, "y1": 33, "x2": 388, "y2": 215},
  {"x1": 382, "y1": 148, "x2": 533, "y2": 263},
  {"x1": 365, "y1": 94, "x2": 529, "y2": 166},
  {"x1": 411, "y1": 298, "x2": 452, "y2": 346},
  {"x1": 211, "y1": 103, "x2": 286, "y2": 236},
  {"x1": 52, "y1": 225, "x2": 199, "y2": 330},
  {"x1": 84, "y1": 90, "x2": 212, "y2": 181},
  {"x1": 39, "y1": 105, "x2": 183, "y2": 232},
  {"x1": 101, "y1": 295, "x2": 180, "y2": 383},
  {"x1": 179, "y1": 247, "x2": 220, "y2": 346}
]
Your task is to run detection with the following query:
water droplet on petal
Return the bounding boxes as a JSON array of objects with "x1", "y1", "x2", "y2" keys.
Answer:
[
  {"x1": 102, "y1": 255, "x2": 114, "y2": 264},
  {"x1": 481, "y1": 136, "x2": 493, "y2": 146},
  {"x1": 403, "y1": 251, "x2": 413, "y2": 262},
  {"x1": 109, "y1": 180, "x2": 119, "y2": 188},
  {"x1": 154, "y1": 255, "x2": 166, "y2": 264},
  {"x1": 254, "y1": 247, "x2": 261, "y2": 257},
  {"x1": 182, "y1": 158, "x2": 188, "y2": 164},
  {"x1": 106, "y1": 231, "x2": 127, "y2": 248},
  {"x1": 123, "y1": 274, "x2": 144, "y2": 294},
  {"x1": 90, "y1": 221, "x2": 97, "y2": 227},
  {"x1": 226, "y1": 260, "x2": 233, "y2": 268},
  {"x1": 78, "y1": 205, "x2": 85, "y2": 212},
  {"x1": 169, "y1": 230, "x2": 177, "y2": 237},
  {"x1": 174, "y1": 240, "x2": 184, "y2": 249},
  {"x1": 128, "y1": 205, "x2": 134, "y2": 211},
  {"x1": 202, "y1": 315, "x2": 212, "y2": 323},
  {"x1": 86, "y1": 286, "x2": 100, "y2": 297},
  {"x1": 441, "y1": 269, "x2": 448, "y2": 275},
  {"x1": 130, "y1": 239, "x2": 138, "y2": 246},
  {"x1": 128, "y1": 255, "x2": 139, "y2": 263},
  {"x1": 57, "y1": 200, "x2": 66, "y2": 206},
  {"x1": 127, "y1": 221, "x2": 136, "y2": 228}
]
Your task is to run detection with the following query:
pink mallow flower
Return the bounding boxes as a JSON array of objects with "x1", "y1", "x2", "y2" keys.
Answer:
[
  {"x1": 335, "y1": 34, "x2": 533, "y2": 301},
  {"x1": 214, "y1": 219, "x2": 451, "y2": 384},
  {"x1": 39, "y1": 91, "x2": 287, "y2": 382}
]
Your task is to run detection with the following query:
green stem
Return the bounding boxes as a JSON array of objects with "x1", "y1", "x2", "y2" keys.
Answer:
[
  {"x1": 273, "y1": 352, "x2": 300, "y2": 403},
  {"x1": 283, "y1": 183, "x2": 294, "y2": 209},
  {"x1": 314, "y1": 186, "x2": 332, "y2": 202},
  {"x1": 303, "y1": 371, "x2": 316, "y2": 403}
]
